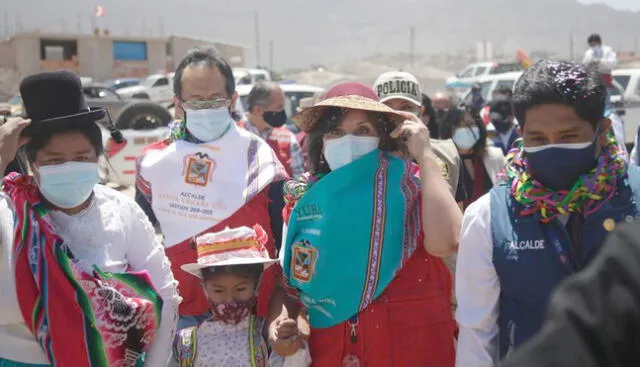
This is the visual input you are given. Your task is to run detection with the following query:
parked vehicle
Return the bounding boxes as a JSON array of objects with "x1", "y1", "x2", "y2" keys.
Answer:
[
  {"x1": 106, "y1": 78, "x2": 141, "y2": 91},
  {"x1": 115, "y1": 73, "x2": 175, "y2": 105},
  {"x1": 8, "y1": 84, "x2": 172, "y2": 130},
  {"x1": 459, "y1": 71, "x2": 524, "y2": 107},
  {"x1": 234, "y1": 68, "x2": 272, "y2": 86},
  {"x1": 612, "y1": 69, "x2": 640, "y2": 104},
  {"x1": 99, "y1": 127, "x2": 170, "y2": 187},
  {"x1": 446, "y1": 61, "x2": 524, "y2": 87}
]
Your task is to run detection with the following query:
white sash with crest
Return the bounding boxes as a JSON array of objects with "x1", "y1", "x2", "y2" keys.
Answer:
[{"x1": 139, "y1": 123, "x2": 285, "y2": 247}]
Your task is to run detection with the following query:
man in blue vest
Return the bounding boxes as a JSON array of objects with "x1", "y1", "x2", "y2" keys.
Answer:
[
  {"x1": 502, "y1": 218, "x2": 640, "y2": 367},
  {"x1": 454, "y1": 60, "x2": 640, "y2": 367}
]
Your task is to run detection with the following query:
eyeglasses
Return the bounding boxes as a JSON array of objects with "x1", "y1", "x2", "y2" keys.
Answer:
[{"x1": 181, "y1": 98, "x2": 230, "y2": 110}]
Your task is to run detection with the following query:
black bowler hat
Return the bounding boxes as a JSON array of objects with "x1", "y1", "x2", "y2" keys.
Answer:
[{"x1": 19, "y1": 71, "x2": 107, "y2": 137}]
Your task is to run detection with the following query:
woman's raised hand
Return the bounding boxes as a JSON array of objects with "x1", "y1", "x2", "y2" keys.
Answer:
[{"x1": 0, "y1": 118, "x2": 30, "y2": 170}]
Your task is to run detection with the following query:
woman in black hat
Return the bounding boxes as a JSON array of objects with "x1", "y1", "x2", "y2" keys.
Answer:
[{"x1": 0, "y1": 71, "x2": 179, "y2": 367}]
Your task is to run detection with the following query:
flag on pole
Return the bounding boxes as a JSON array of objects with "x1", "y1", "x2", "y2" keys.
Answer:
[
  {"x1": 516, "y1": 49, "x2": 533, "y2": 69},
  {"x1": 95, "y1": 5, "x2": 106, "y2": 18}
]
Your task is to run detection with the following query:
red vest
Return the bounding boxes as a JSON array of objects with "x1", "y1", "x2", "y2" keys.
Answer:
[
  {"x1": 308, "y1": 246, "x2": 456, "y2": 367},
  {"x1": 165, "y1": 187, "x2": 277, "y2": 318},
  {"x1": 238, "y1": 121, "x2": 293, "y2": 176}
]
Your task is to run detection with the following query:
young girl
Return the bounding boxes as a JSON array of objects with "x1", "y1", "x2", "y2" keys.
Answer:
[{"x1": 174, "y1": 225, "x2": 310, "y2": 366}]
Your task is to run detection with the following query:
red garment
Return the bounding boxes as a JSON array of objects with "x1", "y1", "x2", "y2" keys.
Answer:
[
  {"x1": 6, "y1": 174, "x2": 162, "y2": 366},
  {"x1": 463, "y1": 157, "x2": 490, "y2": 209},
  {"x1": 165, "y1": 188, "x2": 276, "y2": 318},
  {"x1": 282, "y1": 166, "x2": 455, "y2": 366},
  {"x1": 481, "y1": 105, "x2": 491, "y2": 125},
  {"x1": 602, "y1": 74, "x2": 613, "y2": 88},
  {"x1": 308, "y1": 245, "x2": 455, "y2": 367},
  {"x1": 238, "y1": 121, "x2": 293, "y2": 176}
]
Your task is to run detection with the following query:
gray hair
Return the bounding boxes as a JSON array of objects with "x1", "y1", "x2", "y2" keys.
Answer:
[{"x1": 247, "y1": 81, "x2": 281, "y2": 112}]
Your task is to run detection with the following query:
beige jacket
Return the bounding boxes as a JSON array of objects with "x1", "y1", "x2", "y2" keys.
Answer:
[{"x1": 430, "y1": 139, "x2": 461, "y2": 197}]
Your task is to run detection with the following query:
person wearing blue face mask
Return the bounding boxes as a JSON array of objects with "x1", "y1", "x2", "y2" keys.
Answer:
[
  {"x1": 135, "y1": 47, "x2": 289, "y2": 335},
  {"x1": 0, "y1": 71, "x2": 180, "y2": 367},
  {"x1": 441, "y1": 106, "x2": 505, "y2": 210},
  {"x1": 455, "y1": 60, "x2": 640, "y2": 367},
  {"x1": 269, "y1": 83, "x2": 461, "y2": 366}
]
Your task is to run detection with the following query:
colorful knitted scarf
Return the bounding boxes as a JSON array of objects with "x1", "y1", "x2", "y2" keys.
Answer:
[
  {"x1": 168, "y1": 119, "x2": 233, "y2": 144},
  {"x1": 3, "y1": 173, "x2": 163, "y2": 366},
  {"x1": 281, "y1": 150, "x2": 422, "y2": 328},
  {"x1": 499, "y1": 132, "x2": 627, "y2": 223},
  {"x1": 168, "y1": 119, "x2": 205, "y2": 143}
]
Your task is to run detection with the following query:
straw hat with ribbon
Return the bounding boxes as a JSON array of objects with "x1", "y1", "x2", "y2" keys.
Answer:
[
  {"x1": 181, "y1": 225, "x2": 277, "y2": 279},
  {"x1": 294, "y1": 82, "x2": 408, "y2": 132}
]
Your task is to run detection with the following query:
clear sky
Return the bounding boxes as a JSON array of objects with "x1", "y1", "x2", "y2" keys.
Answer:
[{"x1": 579, "y1": 0, "x2": 640, "y2": 11}]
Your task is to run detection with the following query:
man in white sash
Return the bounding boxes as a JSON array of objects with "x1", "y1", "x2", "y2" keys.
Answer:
[{"x1": 135, "y1": 48, "x2": 288, "y2": 330}]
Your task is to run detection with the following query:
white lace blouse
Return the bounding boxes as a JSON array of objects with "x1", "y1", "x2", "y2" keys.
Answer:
[{"x1": 0, "y1": 184, "x2": 181, "y2": 365}]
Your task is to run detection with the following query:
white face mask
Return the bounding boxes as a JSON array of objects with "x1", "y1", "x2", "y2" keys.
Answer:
[
  {"x1": 323, "y1": 134, "x2": 380, "y2": 171},
  {"x1": 185, "y1": 107, "x2": 232, "y2": 142},
  {"x1": 35, "y1": 161, "x2": 100, "y2": 209},
  {"x1": 452, "y1": 126, "x2": 480, "y2": 150}
]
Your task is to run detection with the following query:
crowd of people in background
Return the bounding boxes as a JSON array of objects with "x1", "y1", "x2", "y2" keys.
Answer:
[{"x1": 0, "y1": 32, "x2": 640, "y2": 367}]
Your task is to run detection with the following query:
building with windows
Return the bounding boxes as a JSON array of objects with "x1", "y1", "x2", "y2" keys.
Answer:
[{"x1": 0, "y1": 31, "x2": 246, "y2": 82}]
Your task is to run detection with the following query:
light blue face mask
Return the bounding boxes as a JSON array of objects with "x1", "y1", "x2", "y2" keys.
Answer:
[
  {"x1": 185, "y1": 107, "x2": 233, "y2": 142},
  {"x1": 36, "y1": 161, "x2": 100, "y2": 209},
  {"x1": 323, "y1": 134, "x2": 380, "y2": 171},
  {"x1": 452, "y1": 126, "x2": 480, "y2": 150}
]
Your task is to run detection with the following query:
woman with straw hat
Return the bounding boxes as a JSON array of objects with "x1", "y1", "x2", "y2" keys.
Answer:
[{"x1": 269, "y1": 83, "x2": 461, "y2": 366}]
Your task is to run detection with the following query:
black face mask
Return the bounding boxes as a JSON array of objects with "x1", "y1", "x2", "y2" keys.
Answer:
[
  {"x1": 263, "y1": 110, "x2": 287, "y2": 128},
  {"x1": 435, "y1": 108, "x2": 449, "y2": 121},
  {"x1": 492, "y1": 119, "x2": 513, "y2": 134}
]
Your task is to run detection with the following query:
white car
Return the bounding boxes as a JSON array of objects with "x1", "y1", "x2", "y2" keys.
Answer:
[
  {"x1": 612, "y1": 69, "x2": 640, "y2": 105},
  {"x1": 236, "y1": 83, "x2": 324, "y2": 132},
  {"x1": 116, "y1": 73, "x2": 175, "y2": 105},
  {"x1": 446, "y1": 61, "x2": 524, "y2": 88},
  {"x1": 234, "y1": 68, "x2": 272, "y2": 86},
  {"x1": 611, "y1": 69, "x2": 640, "y2": 145},
  {"x1": 99, "y1": 127, "x2": 170, "y2": 187},
  {"x1": 460, "y1": 71, "x2": 524, "y2": 107}
]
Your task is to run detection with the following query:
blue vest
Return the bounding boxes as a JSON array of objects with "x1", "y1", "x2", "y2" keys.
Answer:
[
  {"x1": 490, "y1": 169, "x2": 640, "y2": 358},
  {"x1": 492, "y1": 129, "x2": 520, "y2": 155}
]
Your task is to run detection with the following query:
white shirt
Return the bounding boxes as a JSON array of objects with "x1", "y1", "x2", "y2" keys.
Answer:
[
  {"x1": 583, "y1": 44, "x2": 618, "y2": 74},
  {"x1": 455, "y1": 193, "x2": 569, "y2": 367},
  {"x1": 0, "y1": 184, "x2": 181, "y2": 366},
  {"x1": 609, "y1": 111, "x2": 629, "y2": 163},
  {"x1": 455, "y1": 194, "x2": 499, "y2": 367}
]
